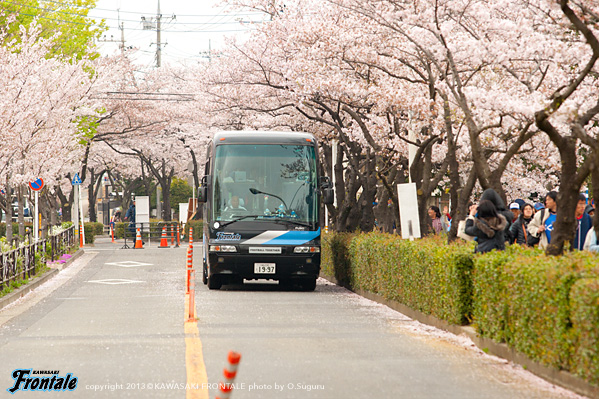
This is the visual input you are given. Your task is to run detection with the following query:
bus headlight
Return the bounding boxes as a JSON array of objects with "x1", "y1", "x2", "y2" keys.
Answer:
[
  {"x1": 294, "y1": 246, "x2": 320, "y2": 253},
  {"x1": 209, "y1": 245, "x2": 237, "y2": 252}
]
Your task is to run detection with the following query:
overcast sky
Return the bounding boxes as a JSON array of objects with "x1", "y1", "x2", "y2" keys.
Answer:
[{"x1": 93, "y1": 0, "x2": 263, "y2": 67}]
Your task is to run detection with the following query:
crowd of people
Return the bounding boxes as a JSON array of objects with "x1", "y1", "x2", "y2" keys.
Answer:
[{"x1": 428, "y1": 189, "x2": 598, "y2": 254}]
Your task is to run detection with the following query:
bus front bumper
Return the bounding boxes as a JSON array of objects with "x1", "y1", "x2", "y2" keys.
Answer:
[{"x1": 207, "y1": 252, "x2": 320, "y2": 281}]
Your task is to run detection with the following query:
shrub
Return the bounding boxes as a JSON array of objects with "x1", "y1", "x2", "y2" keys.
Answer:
[
  {"x1": 322, "y1": 231, "x2": 599, "y2": 387},
  {"x1": 570, "y1": 278, "x2": 599, "y2": 385},
  {"x1": 185, "y1": 220, "x2": 203, "y2": 238},
  {"x1": 90, "y1": 222, "x2": 105, "y2": 235},
  {"x1": 83, "y1": 224, "x2": 96, "y2": 244},
  {"x1": 473, "y1": 248, "x2": 599, "y2": 371},
  {"x1": 323, "y1": 232, "x2": 475, "y2": 325},
  {"x1": 0, "y1": 223, "x2": 33, "y2": 238},
  {"x1": 321, "y1": 233, "x2": 354, "y2": 287}
]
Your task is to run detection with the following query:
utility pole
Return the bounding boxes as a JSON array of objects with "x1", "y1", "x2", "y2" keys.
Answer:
[
  {"x1": 120, "y1": 22, "x2": 125, "y2": 53},
  {"x1": 156, "y1": 0, "x2": 162, "y2": 67},
  {"x1": 199, "y1": 40, "x2": 214, "y2": 63},
  {"x1": 98, "y1": 10, "x2": 126, "y2": 54},
  {"x1": 142, "y1": 0, "x2": 173, "y2": 68}
]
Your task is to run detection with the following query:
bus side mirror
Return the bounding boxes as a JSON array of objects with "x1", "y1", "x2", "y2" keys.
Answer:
[
  {"x1": 320, "y1": 176, "x2": 334, "y2": 205},
  {"x1": 198, "y1": 176, "x2": 209, "y2": 203}
]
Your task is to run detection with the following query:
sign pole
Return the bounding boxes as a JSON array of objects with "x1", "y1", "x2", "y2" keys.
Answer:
[
  {"x1": 34, "y1": 190, "x2": 39, "y2": 241},
  {"x1": 28, "y1": 178, "x2": 44, "y2": 242},
  {"x1": 78, "y1": 183, "x2": 85, "y2": 246},
  {"x1": 71, "y1": 173, "x2": 83, "y2": 246},
  {"x1": 74, "y1": 184, "x2": 79, "y2": 241}
]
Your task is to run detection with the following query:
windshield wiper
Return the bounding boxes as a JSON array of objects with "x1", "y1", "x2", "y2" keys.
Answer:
[
  {"x1": 219, "y1": 215, "x2": 312, "y2": 229},
  {"x1": 219, "y1": 215, "x2": 262, "y2": 228},
  {"x1": 271, "y1": 217, "x2": 312, "y2": 228}
]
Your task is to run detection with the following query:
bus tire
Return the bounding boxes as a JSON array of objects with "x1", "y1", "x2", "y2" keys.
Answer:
[
  {"x1": 300, "y1": 277, "x2": 317, "y2": 292},
  {"x1": 202, "y1": 262, "x2": 208, "y2": 285},
  {"x1": 208, "y1": 275, "x2": 222, "y2": 290}
]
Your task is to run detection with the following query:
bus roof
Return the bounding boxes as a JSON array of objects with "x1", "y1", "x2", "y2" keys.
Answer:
[{"x1": 213, "y1": 131, "x2": 316, "y2": 145}]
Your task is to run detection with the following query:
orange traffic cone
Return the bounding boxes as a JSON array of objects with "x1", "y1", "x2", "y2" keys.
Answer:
[
  {"x1": 159, "y1": 226, "x2": 170, "y2": 248},
  {"x1": 134, "y1": 228, "x2": 144, "y2": 249},
  {"x1": 216, "y1": 351, "x2": 242, "y2": 399}
]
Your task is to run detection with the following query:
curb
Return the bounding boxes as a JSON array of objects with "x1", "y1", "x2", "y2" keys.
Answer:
[
  {"x1": 0, "y1": 249, "x2": 84, "y2": 312},
  {"x1": 319, "y1": 273, "x2": 599, "y2": 399}
]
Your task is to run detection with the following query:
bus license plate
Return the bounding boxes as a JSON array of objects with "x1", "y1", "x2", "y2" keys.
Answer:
[{"x1": 254, "y1": 263, "x2": 276, "y2": 274}]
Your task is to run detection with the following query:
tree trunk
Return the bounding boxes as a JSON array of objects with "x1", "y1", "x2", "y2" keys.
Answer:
[
  {"x1": 5, "y1": 177, "x2": 13, "y2": 243},
  {"x1": 17, "y1": 186, "x2": 25, "y2": 238},
  {"x1": 592, "y1": 159, "x2": 599, "y2": 236},
  {"x1": 88, "y1": 169, "x2": 97, "y2": 223},
  {"x1": 160, "y1": 167, "x2": 174, "y2": 221},
  {"x1": 56, "y1": 184, "x2": 73, "y2": 223},
  {"x1": 545, "y1": 138, "x2": 591, "y2": 255}
]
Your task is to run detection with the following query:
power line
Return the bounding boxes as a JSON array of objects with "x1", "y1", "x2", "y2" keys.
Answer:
[
  {"x1": 7, "y1": 10, "x2": 257, "y2": 32},
  {"x1": 41, "y1": 0, "x2": 266, "y2": 18},
  {"x1": 3, "y1": 0, "x2": 265, "y2": 25}
]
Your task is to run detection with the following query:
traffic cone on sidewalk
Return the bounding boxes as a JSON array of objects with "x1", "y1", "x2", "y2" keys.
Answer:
[
  {"x1": 159, "y1": 226, "x2": 170, "y2": 248},
  {"x1": 134, "y1": 228, "x2": 144, "y2": 249}
]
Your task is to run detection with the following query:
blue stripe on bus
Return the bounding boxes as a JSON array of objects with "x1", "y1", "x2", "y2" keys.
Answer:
[{"x1": 262, "y1": 228, "x2": 321, "y2": 245}]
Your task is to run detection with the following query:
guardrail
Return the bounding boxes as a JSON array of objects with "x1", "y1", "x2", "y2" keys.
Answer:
[{"x1": 0, "y1": 225, "x2": 76, "y2": 291}]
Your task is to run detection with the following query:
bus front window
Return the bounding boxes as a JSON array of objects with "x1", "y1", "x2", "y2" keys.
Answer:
[{"x1": 212, "y1": 144, "x2": 317, "y2": 224}]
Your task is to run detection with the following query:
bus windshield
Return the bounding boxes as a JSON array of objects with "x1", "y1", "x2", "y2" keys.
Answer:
[{"x1": 212, "y1": 144, "x2": 318, "y2": 225}]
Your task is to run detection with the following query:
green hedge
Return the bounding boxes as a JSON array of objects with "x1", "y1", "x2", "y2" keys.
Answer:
[
  {"x1": 0, "y1": 222, "x2": 33, "y2": 237},
  {"x1": 185, "y1": 220, "x2": 203, "y2": 239},
  {"x1": 90, "y1": 222, "x2": 104, "y2": 236},
  {"x1": 322, "y1": 231, "x2": 599, "y2": 387},
  {"x1": 322, "y1": 233, "x2": 354, "y2": 287},
  {"x1": 571, "y1": 278, "x2": 599, "y2": 385},
  {"x1": 474, "y1": 248, "x2": 599, "y2": 379},
  {"x1": 322, "y1": 232, "x2": 475, "y2": 325},
  {"x1": 83, "y1": 223, "x2": 96, "y2": 244}
]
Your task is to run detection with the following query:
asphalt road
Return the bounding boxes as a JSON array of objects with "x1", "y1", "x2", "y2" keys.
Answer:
[{"x1": 0, "y1": 237, "x2": 583, "y2": 399}]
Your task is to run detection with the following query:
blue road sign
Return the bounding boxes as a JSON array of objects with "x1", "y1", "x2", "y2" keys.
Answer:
[
  {"x1": 72, "y1": 173, "x2": 82, "y2": 185},
  {"x1": 29, "y1": 178, "x2": 44, "y2": 191}
]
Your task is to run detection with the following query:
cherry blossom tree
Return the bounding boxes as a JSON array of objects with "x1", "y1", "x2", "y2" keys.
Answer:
[
  {"x1": 218, "y1": 0, "x2": 596, "y2": 248},
  {"x1": 533, "y1": 0, "x2": 599, "y2": 255},
  {"x1": 0, "y1": 22, "x2": 91, "y2": 239}
]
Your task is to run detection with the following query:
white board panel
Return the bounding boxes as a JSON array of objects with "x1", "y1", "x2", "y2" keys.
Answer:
[{"x1": 396, "y1": 183, "x2": 421, "y2": 239}]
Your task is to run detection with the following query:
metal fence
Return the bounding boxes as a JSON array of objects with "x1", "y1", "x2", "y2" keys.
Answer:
[
  {"x1": 121, "y1": 222, "x2": 181, "y2": 249},
  {"x1": 0, "y1": 225, "x2": 76, "y2": 291}
]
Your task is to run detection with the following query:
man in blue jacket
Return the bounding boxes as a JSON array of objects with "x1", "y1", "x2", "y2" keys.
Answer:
[
  {"x1": 574, "y1": 193, "x2": 593, "y2": 250},
  {"x1": 125, "y1": 200, "x2": 136, "y2": 236}
]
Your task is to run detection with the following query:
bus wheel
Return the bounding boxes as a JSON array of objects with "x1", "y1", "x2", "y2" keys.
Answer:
[
  {"x1": 202, "y1": 262, "x2": 208, "y2": 285},
  {"x1": 300, "y1": 277, "x2": 316, "y2": 292},
  {"x1": 208, "y1": 275, "x2": 222, "y2": 290}
]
